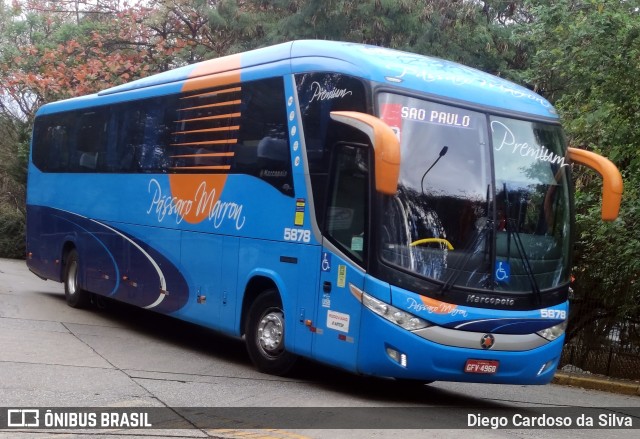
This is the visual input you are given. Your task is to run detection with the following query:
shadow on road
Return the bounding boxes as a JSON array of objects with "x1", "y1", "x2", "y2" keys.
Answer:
[{"x1": 36, "y1": 289, "x2": 508, "y2": 408}]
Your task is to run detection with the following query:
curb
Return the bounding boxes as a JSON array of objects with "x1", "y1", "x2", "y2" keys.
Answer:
[{"x1": 553, "y1": 372, "x2": 640, "y2": 396}]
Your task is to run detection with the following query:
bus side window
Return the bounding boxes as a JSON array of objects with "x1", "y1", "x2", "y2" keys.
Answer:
[
  {"x1": 33, "y1": 118, "x2": 66, "y2": 172},
  {"x1": 50, "y1": 124, "x2": 70, "y2": 171},
  {"x1": 75, "y1": 109, "x2": 108, "y2": 172},
  {"x1": 138, "y1": 109, "x2": 164, "y2": 171},
  {"x1": 113, "y1": 107, "x2": 144, "y2": 172},
  {"x1": 118, "y1": 97, "x2": 175, "y2": 173},
  {"x1": 295, "y1": 73, "x2": 369, "y2": 224},
  {"x1": 236, "y1": 78, "x2": 293, "y2": 196}
]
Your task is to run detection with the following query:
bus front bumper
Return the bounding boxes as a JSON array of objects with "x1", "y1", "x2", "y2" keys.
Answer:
[{"x1": 356, "y1": 309, "x2": 564, "y2": 385}]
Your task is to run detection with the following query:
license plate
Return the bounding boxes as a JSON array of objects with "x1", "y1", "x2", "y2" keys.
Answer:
[{"x1": 464, "y1": 359, "x2": 499, "y2": 374}]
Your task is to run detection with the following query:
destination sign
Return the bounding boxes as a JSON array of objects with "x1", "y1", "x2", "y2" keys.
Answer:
[{"x1": 401, "y1": 106, "x2": 474, "y2": 128}]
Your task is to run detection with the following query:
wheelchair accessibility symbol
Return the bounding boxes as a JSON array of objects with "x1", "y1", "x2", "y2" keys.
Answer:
[
  {"x1": 321, "y1": 252, "x2": 332, "y2": 272},
  {"x1": 495, "y1": 261, "x2": 511, "y2": 283}
]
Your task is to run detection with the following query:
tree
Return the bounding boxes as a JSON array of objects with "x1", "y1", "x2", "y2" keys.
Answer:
[
  {"x1": 0, "y1": 0, "x2": 161, "y2": 257},
  {"x1": 254, "y1": 0, "x2": 522, "y2": 75},
  {"x1": 0, "y1": 1, "x2": 161, "y2": 120},
  {"x1": 519, "y1": 0, "x2": 640, "y2": 343}
]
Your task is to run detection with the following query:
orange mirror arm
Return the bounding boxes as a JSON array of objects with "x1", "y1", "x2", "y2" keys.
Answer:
[
  {"x1": 568, "y1": 147, "x2": 623, "y2": 221},
  {"x1": 330, "y1": 111, "x2": 401, "y2": 195}
]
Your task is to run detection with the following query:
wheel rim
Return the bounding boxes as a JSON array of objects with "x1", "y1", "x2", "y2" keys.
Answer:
[
  {"x1": 67, "y1": 260, "x2": 78, "y2": 295},
  {"x1": 256, "y1": 309, "x2": 285, "y2": 358}
]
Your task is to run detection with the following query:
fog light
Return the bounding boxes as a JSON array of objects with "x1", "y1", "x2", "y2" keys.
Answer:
[
  {"x1": 386, "y1": 347, "x2": 408, "y2": 368},
  {"x1": 537, "y1": 360, "x2": 555, "y2": 376}
]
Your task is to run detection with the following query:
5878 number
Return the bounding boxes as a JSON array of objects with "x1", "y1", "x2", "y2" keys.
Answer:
[
  {"x1": 540, "y1": 309, "x2": 567, "y2": 319},
  {"x1": 284, "y1": 228, "x2": 311, "y2": 243}
]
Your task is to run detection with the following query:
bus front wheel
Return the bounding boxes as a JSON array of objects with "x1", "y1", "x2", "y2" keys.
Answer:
[
  {"x1": 245, "y1": 289, "x2": 297, "y2": 376},
  {"x1": 63, "y1": 249, "x2": 91, "y2": 308}
]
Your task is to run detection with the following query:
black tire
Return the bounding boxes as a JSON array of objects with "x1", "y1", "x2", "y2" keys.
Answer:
[
  {"x1": 63, "y1": 249, "x2": 91, "y2": 308},
  {"x1": 245, "y1": 289, "x2": 297, "y2": 376}
]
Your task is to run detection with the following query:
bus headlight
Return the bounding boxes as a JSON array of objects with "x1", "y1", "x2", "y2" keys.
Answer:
[
  {"x1": 536, "y1": 320, "x2": 567, "y2": 341},
  {"x1": 361, "y1": 292, "x2": 430, "y2": 331}
]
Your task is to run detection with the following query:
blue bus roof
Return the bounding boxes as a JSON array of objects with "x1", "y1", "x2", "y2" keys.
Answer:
[{"x1": 43, "y1": 40, "x2": 558, "y2": 119}]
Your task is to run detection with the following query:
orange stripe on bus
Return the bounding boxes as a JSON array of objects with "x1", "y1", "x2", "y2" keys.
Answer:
[
  {"x1": 181, "y1": 87, "x2": 241, "y2": 100},
  {"x1": 170, "y1": 165, "x2": 231, "y2": 170},
  {"x1": 168, "y1": 174, "x2": 229, "y2": 224},
  {"x1": 172, "y1": 126, "x2": 240, "y2": 135},
  {"x1": 188, "y1": 53, "x2": 242, "y2": 77},
  {"x1": 175, "y1": 113, "x2": 241, "y2": 124},
  {"x1": 170, "y1": 139, "x2": 238, "y2": 147},
  {"x1": 165, "y1": 53, "x2": 241, "y2": 224},
  {"x1": 420, "y1": 296, "x2": 460, "y2": 315},
  {"x1": 182, "y1": 70, "x2": 242, "y2": 93},
  {"x1": 170, "y1": 152, "x2": 235, "y2": 159},
  {"x1": 182, "y1": 53, "x2": 241, "y2": 92},
  {"x1": 178, "y1": 100, "x2": 241, "y2": 112}
]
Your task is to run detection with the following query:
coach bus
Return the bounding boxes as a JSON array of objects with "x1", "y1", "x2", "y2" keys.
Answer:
[{"x1": 26, "y1": 40, "x2": 622, "y2": 384}]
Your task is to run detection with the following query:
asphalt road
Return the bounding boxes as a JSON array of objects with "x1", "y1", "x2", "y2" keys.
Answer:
[{"x1": 0, "y1": 257, "x2": 638, "y2": 438}]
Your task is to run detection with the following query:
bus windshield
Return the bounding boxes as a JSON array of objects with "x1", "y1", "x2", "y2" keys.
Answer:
[{"x1": 378, "y1": 92, "x2": 571, "y2": 294}]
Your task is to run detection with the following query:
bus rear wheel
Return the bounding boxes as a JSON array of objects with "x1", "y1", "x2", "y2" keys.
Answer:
[
  {"x1": 64, "y1": 249, "x2": 91, "y2": 308},
  {"x1": 245, "y1": 289, "x2": 297, "y2": 376}
]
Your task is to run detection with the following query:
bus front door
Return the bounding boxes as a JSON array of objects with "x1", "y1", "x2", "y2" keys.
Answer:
[{"x1": 313, "y1": 143, "x2": 369, "y2": 372}]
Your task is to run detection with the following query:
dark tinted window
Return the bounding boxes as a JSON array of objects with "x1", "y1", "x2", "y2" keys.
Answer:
[
  {"x1": 296, "y1": 73, "x2": 368, "y2": 173},
  {"x1": 116, "y1": 96, "x2": 176, "y2": 173},
  {"x1": 326, "y1": 144, "x2": 370, "y2": 263},
  {"x1": 295, "y1": 73, "x2": 368, "y2": 222},
  {"x1": 235, "y1": 78, "x2": 293, "y2": 195},
  {"x1": 32, "y1": 113, "x2": 72, "y2": 172},
  {"x1": 33, "y1": 108, "x2": 109, "y2": 172},
  {"x1": 31, "y1": 78, "x2": 293, "y2": 195},
  {"x1": 76, "y1": 109, "x2": 109, "y2": 170}
]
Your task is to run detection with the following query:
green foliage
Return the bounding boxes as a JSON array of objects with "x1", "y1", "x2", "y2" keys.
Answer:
[
  {"x1": 570, "y1": 183, "x2": 640, "y2": 339},
  {"x1": 520, "y1": 0, "x2": 640, "y2": 339},
  {"x1": 0, "y1": 204, "x2": 25, "y2": 259},
  {"x1": 246, "y1": 0, "x2": 521, "y2": 74}
]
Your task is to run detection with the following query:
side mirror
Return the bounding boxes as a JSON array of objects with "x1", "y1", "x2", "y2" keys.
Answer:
[
  {"x1": 329, "y1": 111, "x2": 400, "y2": 195},
  {"x1": 568, "y1": 147, "x2": 623, "y2": 221}
]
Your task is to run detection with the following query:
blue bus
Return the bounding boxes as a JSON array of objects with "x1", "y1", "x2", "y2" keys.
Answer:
[{"x1": 26, "y1": 40, "x2": 622, "y2": 384}]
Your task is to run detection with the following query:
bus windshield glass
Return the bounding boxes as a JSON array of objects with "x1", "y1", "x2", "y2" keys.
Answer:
[{"x1": 377, "y1": 92, "x2": 571, "y2": 294}]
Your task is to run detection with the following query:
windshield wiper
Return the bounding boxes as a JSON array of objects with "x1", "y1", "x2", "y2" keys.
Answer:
[
  {"x1": 503, "y1": 183, "x2": 542, "y2": 305},
  {"x1": 438, "y1": 218, "x2": 493, "y2": 295},
  {"x1": 504, "y1": 219, "x2": 542, "y2": 305},
  {"x1": 438, "y1": 184, "x2": 494, "y2": 294}
]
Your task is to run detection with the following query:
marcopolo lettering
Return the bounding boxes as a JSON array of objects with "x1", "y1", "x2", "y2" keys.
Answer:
[{"x1": 466, "y1": 294, "x2": 515, "y2": 307}]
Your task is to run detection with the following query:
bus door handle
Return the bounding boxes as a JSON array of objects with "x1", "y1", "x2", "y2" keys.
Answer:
[{"x1": 323, "y1": 281, "x2": 332, "y2": 293}]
